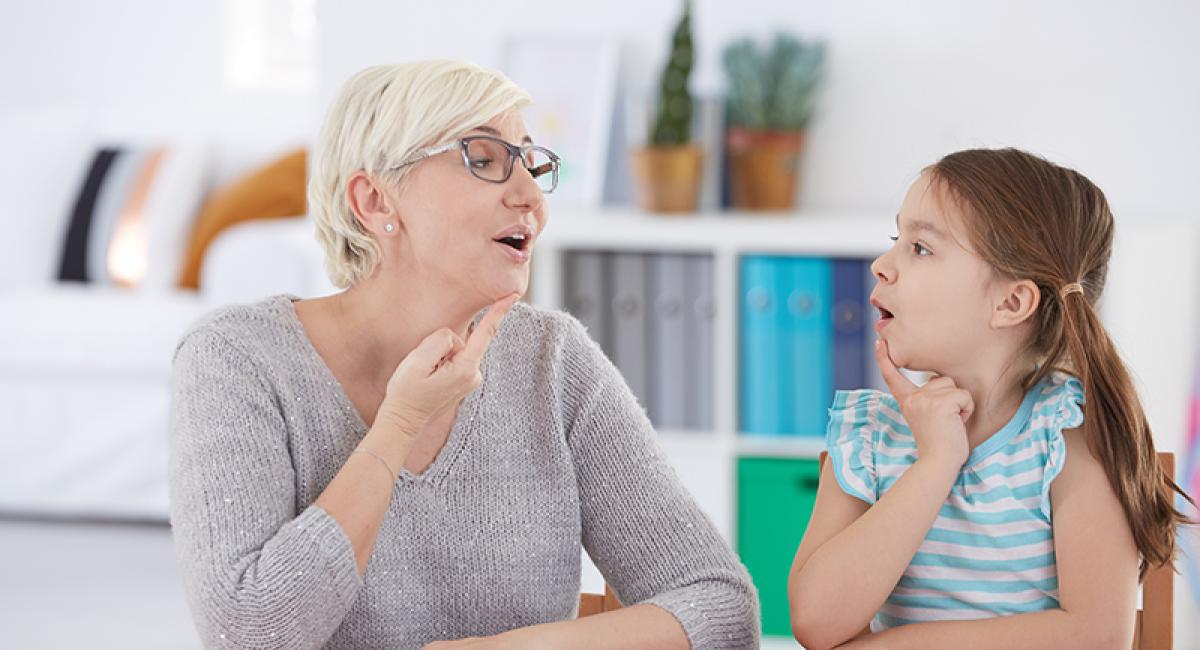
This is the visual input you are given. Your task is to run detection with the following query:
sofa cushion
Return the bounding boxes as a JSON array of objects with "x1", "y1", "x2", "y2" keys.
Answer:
[
  {"x1": 0, "y1": 285, "x2": 209, "y2": 378},
  {"x1": 178, "y1": 148, "x2": 307, "y2": 289},
  {"x1": 56, "y1": 144, "x2": 209, "y2": 292}
]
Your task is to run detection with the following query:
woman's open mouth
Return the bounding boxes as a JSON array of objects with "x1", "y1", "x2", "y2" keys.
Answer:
[
  {"x1": 492, "y1": 225, "x2": 534, "y2": 263},
  {"x1": 494, "y1": 233, "x2": 530, "y2": 251}
]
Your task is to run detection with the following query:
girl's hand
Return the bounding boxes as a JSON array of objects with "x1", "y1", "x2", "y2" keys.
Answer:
[
  {"x1": 374, "y1": 294, "x2": 519, "y2": 438},
  {"x1": 875, "y1": 338, "x2": 972, "y2": 469}
]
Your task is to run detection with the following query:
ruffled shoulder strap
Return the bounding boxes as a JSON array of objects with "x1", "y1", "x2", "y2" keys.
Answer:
[
  {"x1": 1033, "y1": 372, "x2": 1086, "y2": 518},
  {"x1": 825, "y1": 389, "x2": 893, "y2": 505}
]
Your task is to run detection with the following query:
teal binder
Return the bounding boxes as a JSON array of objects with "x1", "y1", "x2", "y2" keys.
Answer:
[
  {"x1": 739, "y1": 256, "x2": 783, "y2": 434},
  {"x1": 781, "y1": 257, "x2": 833, "y2": 436}
]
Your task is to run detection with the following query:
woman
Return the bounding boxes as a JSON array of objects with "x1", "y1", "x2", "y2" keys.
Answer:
[{"x1": 168, "y1": 60, "x2": 759, "y2": 649}]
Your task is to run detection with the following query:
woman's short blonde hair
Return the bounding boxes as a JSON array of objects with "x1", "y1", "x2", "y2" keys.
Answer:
[{"x1": 309, "y1": 60, "x2": 531, "y2": 288}]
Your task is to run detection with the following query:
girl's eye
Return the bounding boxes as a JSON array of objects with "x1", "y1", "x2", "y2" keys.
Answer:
[{"x1": 913, "y1": 241, "x2": 931, "y2": 256}]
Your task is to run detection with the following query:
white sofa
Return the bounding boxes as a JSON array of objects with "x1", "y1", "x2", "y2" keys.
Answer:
[{"x1": 0, "y1": 216, "x2": 332, "y2": 520}]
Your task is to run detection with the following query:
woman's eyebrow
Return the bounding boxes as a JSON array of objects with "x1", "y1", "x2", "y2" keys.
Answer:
[{"x1": 469, "y1": 125, "x2": 533, "y2": 144}]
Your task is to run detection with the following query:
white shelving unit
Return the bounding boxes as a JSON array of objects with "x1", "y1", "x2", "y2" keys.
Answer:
[
  {"x1": 530, "y1": 209, "x2": 892, "y2": 645},
  {"x1": 530, "y1": 208, "x2": 893, "y2": 457}
]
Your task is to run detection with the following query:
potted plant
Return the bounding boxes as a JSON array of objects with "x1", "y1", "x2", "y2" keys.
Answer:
[
  {"x1": 632, "y1": 0, "x2": 703, "y2": 214},
  {"x1": 723, "y1": 33, "x2": 826, "y2": 211}
]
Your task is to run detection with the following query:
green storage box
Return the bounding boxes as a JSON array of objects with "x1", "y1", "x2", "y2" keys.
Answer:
[{"x1": 736, "y1": 456, "x2": 822, "y2": 638}]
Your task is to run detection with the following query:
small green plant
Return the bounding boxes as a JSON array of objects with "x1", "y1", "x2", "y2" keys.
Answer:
[
  {"x1": 723, "y1": 33, "x2": 826, "y2": 132},
  {"x1": 649, "y1": 0, "x2": 695, "y2": 147}
]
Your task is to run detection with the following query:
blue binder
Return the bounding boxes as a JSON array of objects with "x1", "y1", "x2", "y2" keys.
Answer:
[
  {"x1": 739, "y1": 256, "x2": 783, "y2": 435},
  {"x1": 782, "y1": 257, "x2": 833, "y2": 436},
  {"x1": 832, "y1": 259, "x2": 868, "y2": 391}
]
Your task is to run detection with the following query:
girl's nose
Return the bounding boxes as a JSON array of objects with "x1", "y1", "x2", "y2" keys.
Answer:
[{"x1": 870, "y1": 252, "x2": 895, "y2": 284}]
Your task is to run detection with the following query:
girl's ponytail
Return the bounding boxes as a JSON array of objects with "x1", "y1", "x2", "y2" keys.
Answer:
[{"x1": 1056, "y1": 283, "x2": 1191, "y2": 578}]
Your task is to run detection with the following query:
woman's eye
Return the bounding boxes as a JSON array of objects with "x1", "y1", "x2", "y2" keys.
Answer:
[{"x1": 470, "y1": 158, "x2": 494, "y2": 169}]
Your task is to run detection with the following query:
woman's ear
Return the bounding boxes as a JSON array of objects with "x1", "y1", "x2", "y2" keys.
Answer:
[
  {"x1": 991, "y1": 279, "x2": 1041, "y2": 330},
  {"x1": 346, "y1": 170, "x2": 395, "y2": 235}
]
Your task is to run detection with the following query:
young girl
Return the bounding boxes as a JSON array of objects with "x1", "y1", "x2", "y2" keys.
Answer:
[{"x1": 788, "y1": 148, "x2": 1194, "y2": 649}]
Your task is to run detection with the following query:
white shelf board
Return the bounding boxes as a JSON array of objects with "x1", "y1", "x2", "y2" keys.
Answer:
[
  {"x1": 760, "y1": 636, "x2": 802, "y2": 649},
  {"x1": 539, "y1": 208, "x2": 894, "y2": 257},
  {"x1": 735, "y1": 435, "x2": 827, "y2": 459},
  {"x1": 655, "y1": 430, "x2": 827, "y2": 460}
]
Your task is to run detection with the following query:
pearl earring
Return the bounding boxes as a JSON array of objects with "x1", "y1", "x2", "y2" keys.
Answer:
[{"x1": 384, "y1": 223, "x2": 394, "y2": 233}]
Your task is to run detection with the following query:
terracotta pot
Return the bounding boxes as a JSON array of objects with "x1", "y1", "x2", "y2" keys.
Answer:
[
  {"x1": 631, "y1": 145, "x2": 704, "y2": 214},
  {"x1": 726, "y1": 128, "x2": 806, "y2": 211}
]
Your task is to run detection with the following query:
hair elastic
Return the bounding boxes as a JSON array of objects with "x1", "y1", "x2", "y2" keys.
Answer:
[{"x1": 1059, "y1": 282, "x2": 1084, "y2": 299}]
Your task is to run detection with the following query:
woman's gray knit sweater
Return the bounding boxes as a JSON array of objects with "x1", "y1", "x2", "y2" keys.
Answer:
[{"x1": 168, "y1": 295, "x2": 759, "y2": 649}]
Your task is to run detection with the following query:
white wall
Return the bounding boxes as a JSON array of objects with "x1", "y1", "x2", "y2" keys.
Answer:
[
  {"x1": 317, "y1": 0, "x2": 1200, "y2": 221},
  {"x1": 0, "y1": 0, "x2": 317, "y2": 186}
]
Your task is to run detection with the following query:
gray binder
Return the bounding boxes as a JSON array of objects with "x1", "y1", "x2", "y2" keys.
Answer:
[
  {"x1": 563, "y1": 250, "x2": 610, "y2": 353},
  {"x1": 684, "y1": 255, "x2": 716, "y2": 431},
  {"x1": 610, "y1": 252, "x2": 649, "y2": 408},
  {"x1": 649, "y1": 254, "x2": 688, "y2": 429}
]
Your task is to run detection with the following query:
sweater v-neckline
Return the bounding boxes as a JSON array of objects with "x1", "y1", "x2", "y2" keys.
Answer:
[{"x1": 277, "y1": 294, "x2": 483, "y2": 485}]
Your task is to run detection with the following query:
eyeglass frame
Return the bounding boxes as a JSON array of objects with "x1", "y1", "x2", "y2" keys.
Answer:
[{"x1": 387, "y1": 135, "x2": 561, "y2": 194}]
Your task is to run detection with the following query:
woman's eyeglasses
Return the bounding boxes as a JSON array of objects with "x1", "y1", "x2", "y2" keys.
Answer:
[{"x1": 389, "y1": 135, "x2": 560, "y2": 194}]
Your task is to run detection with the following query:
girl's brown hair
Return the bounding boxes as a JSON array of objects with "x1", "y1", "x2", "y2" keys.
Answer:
[{"x1": 926, "y1": 148, "x2": 1193, "y2": 578}]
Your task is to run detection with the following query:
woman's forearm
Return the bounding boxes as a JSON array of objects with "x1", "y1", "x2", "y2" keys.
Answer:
[
  {"x1": 502, "y1": 604, "x2": 689, "y2": 650},
  {"x1": 791, "y1": 458, "x2": 959, "y2": 649},
  {"x1": 315, "y1": 420, "x2": 416, "y2": 575},
  {"x1": 848, "y1": 608, "x2": 1128, "y2": 650}
]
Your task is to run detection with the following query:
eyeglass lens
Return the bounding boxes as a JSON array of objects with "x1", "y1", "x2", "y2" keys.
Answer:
[{"x1": 464, "y1": 138, "x2": 557, "y2": 193}]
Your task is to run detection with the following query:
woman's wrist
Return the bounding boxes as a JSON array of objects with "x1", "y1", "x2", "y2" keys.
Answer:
[{"x1": 359, "y1": 421, "x2": 417, "y2": 471}]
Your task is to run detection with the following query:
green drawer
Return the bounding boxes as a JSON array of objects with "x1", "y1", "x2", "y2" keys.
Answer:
[{"x1": 736, "y1": 456, "x2": 822, "y2": 638}]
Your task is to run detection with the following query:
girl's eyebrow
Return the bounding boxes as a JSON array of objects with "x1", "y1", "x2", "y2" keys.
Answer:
[{"x1": 895, "y1": 213, "x2": 947, "y2": 239}]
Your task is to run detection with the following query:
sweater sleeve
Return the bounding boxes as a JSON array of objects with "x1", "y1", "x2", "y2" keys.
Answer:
[
  {"x1": 555, "y1": 314, "x2": 760, "y2": 649},
  {"x1": 168, "y1": 326, "x2": 362, "y2": 649}
]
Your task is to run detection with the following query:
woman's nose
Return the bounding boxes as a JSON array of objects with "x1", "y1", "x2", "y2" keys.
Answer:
[{"x1": 504, "y1": 163, "x2": 544, "y2": 212}]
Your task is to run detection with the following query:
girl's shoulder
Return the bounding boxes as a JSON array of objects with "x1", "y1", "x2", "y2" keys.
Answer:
[
  {"x1": 824, "y1": 389, "x2": 911, "y2": 505},
  {"x1": 827, "y1": 388, "x2": 907, "y2": 443},
  {"x1": 1026, "y1": 371, "x2": 1086, "y2": 439}
]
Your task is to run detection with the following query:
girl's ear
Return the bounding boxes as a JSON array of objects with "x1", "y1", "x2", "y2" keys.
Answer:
[
  {"x1": 992, "y1": 279, "x2": 1041, "y2": 330},
  {"x1": 346, "y1": 170, "x2": 396, "y2": 236}
]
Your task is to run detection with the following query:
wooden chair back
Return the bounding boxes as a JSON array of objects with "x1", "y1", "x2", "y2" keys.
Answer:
[
  {"x1": 578, "y1": 584, "x2": 622, "y2": 617},
  {"x1": 816, "y1": 450, "x2": 1176, "y2": 649}
]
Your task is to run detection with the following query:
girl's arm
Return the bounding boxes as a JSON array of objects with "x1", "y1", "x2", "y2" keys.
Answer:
[
  {"x1": 838, "y1": 427, "x2": 1139, "y2": 650},
  {"x1": 792, "y1": 339, "x2": 974, "y2": 650},
  {"x1": 788, "y1": 454, "x2": 960, "y2": 650}
]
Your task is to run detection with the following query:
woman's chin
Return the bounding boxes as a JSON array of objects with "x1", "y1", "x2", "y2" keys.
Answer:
[{"x1": 480, "y1": 278, "x2": 528, "y2": 303}]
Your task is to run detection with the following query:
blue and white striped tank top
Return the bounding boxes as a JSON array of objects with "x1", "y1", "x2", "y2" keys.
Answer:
[{"x1": 825, "y1": 371, "x2": 1085, "y2": 631}]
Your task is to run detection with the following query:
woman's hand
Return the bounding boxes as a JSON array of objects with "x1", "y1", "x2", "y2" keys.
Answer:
[
  {"x1": 875, "y1": 338, "x2": 972, "y2": 469},
  {"x1": 374, "y1": 293, "x2": 519, "y2": 438}
]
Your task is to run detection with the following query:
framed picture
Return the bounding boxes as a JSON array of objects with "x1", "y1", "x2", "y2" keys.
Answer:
[{"x1": 502, "y1": 37, "x2": 619, "y2": 209}]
